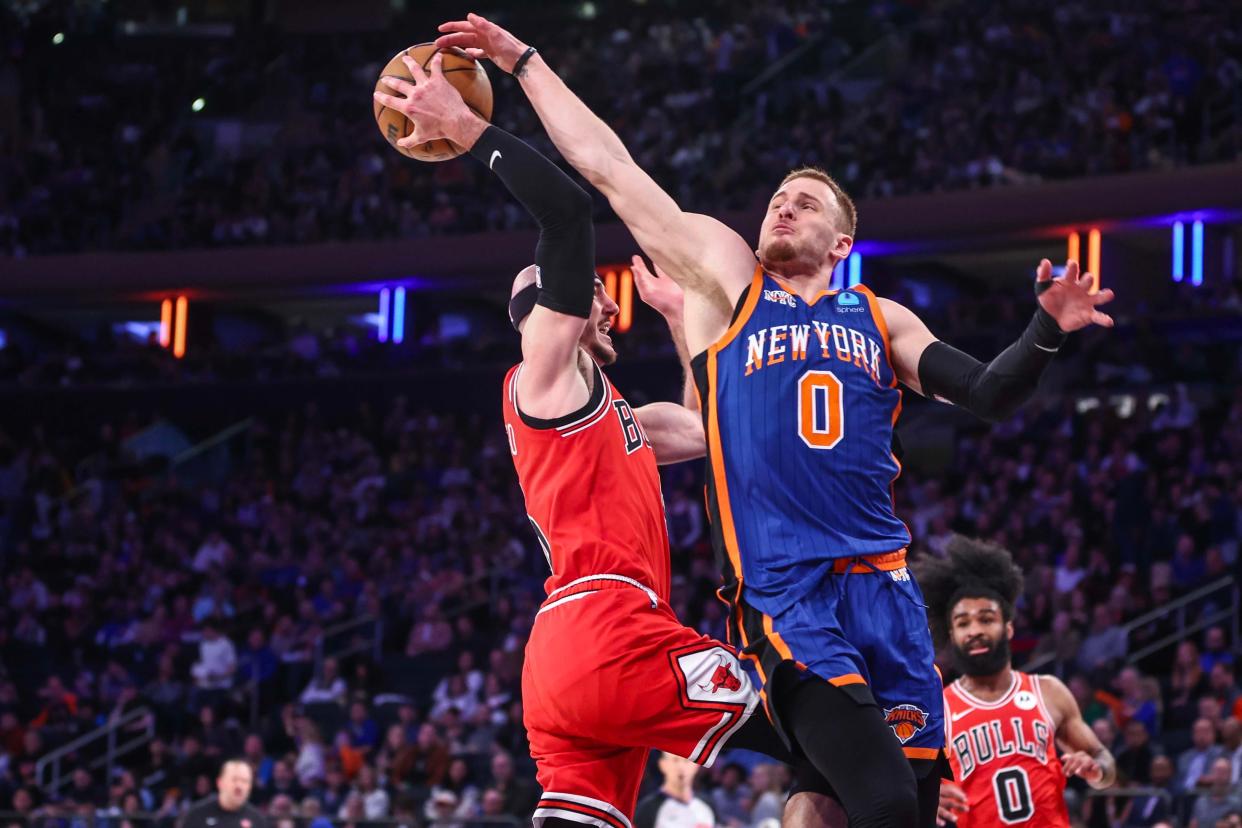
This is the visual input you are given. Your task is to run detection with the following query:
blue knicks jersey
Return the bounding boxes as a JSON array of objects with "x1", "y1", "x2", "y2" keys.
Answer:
[{"x1": 692, "y1": 267, "x2": 911, "y2": 613}]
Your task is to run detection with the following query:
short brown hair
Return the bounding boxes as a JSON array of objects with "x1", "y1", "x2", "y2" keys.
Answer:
[{"x1": 778, "y1": 166, "x2": 857, "y2": 237}]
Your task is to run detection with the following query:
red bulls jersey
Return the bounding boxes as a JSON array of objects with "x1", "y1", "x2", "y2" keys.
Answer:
[
  {"x1": 945, "y1": 671, "x2": 1070, "y2": 828},
  {"x1": 503, "y1": 360, "x2": 671, "y2": 601}
]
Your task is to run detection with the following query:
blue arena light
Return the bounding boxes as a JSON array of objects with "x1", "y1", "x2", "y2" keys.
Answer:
[
  {"x1": 1191, "y1": 220, "x2": 1204, "y2": 287},
  {"x1": 1172, "y1": 221, "x2": 1184, "y2": 282},
  {"x1": 378, "y1": 287, "x2": 390, "y2": 342},
  {"x1": 393, "y1": 287, "x2": 406, "y2": 344},
  {"x1": 847, "y1": 251, "x2": 862, "y2": 287}
]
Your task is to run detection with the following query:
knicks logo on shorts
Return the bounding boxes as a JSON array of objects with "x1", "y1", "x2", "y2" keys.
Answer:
[{"x1": 884, "y1": 704, "x2": 929, "y2": 743}]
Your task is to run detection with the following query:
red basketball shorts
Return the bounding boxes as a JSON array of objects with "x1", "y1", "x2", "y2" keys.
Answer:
[{"x1": 523, "y1": 576, "x2": 759, "y2": 828}]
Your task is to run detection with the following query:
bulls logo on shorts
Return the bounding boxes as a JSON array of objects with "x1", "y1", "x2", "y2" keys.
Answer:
[{"x1": 884, "y1": 704, "x2": 929, "y2": 744}]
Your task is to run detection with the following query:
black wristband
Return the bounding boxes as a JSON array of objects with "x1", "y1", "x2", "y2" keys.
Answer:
[
  {"x1": 512, "y1": 46, "x2": 537, "y2": 77},
  {"x1": 468, "y1": 125, "x2": 595, "y2": 321}
]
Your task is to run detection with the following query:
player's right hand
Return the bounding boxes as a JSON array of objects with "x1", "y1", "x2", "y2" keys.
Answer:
[
  {"x1": 372, "y1": 53, "x2": 474, "y2": 149},
  {"x1": 937, "y1": 782, "x2": 969, "y2": 826},
  {"x1": 631, "y1": 254, "x2": 684, "y2": 320},
  {"x1": 436, "y1": 13, "x2": 530, "y2": 74}
]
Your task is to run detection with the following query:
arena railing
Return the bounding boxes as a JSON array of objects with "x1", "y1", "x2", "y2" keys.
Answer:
[
  {"x1": 33, "y1": 706, "x2": 156, "y2": 796},
  {"x1": 312, "y1": 614, "x2": 385, "y2": 684},
  {"x1": 1023, "y1": 575, "x2": 1238, "y2": 675}
]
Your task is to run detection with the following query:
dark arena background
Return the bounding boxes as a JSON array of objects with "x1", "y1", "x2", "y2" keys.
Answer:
[{"x1": 1, "y1": 1, "x2": 1241, "y2": 827}]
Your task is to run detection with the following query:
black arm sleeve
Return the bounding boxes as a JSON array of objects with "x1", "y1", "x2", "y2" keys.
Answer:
[
  {"x1": 917, "y1": 307, "x2": 1066, "y2": 422},
  {"x1": 468, "y1": 126, "x2": 595, "y2": 318}
]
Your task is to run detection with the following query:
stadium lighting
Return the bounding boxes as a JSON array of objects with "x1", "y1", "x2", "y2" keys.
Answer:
[
  {"x1": 377, "y1": 288, "x2": 390, "y2": 342},
  {"x1": 173, "y1": 296, "x2": 188, "y2": 358},
  {"x1": 52, "y1": 32, "x2": 65, "y2": 45},
  {"x1": 160, "y1": 298, "x2": 173, "y2": 347},
  {"x1": 1087, "y1": 228, "x2": 1101, "y2": 295},
  {"x1": 1191, "y1": 220, "x2": 1204, "y2": 287},
  {"x1": 191, "y1": 97, "x2": 206, "y2": 112},
  {"x1": 1172, "y1": 221, "x2": 1184, "y2": 282},
  {"x1": 1067, "y1": 231, "x2": 1080, "y2": 265},
  {"x1": 393, "y1": 286, "x2": 406, "y2": 344},
  {"x1": 617, "y1": 268, "x2": 633, "y2": 332},
  {"x1": 847, "y1": 251, "x2": 862, "y2": 287}
]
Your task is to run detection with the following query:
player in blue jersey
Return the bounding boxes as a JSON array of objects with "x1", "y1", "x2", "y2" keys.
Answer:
[{"x1": 437, "y1": 15, "x2": 1116, "y2": 828}]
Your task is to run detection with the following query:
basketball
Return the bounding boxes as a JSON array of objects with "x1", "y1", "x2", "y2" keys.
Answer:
[{"x1": 373, "y1": 43, "x2": 493, "y2": 162}]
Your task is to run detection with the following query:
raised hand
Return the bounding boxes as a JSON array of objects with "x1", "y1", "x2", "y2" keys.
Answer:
[
  {"x1": 1035, "y1": 258, "x2": 1115, "y2": 332},
  {"x1": 372, "y1": 52, "x2": 483, "y2": 149},
  {"x1": 436, "y1": 13, "x2": 530, "y2": 75},
  {"x1": 936, "y1": 781, "x2": 969, "y2": 827},
  {"x1": 631, "y1": 254, "x2": 684, "y2": 321},
  {"x1": 1061, "y1": 750, "x2": 1104, "y2": 784}
]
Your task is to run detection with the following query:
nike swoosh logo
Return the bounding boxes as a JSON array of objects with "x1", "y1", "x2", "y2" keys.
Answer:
[
  {"x1": 489, "y1": 150, "x2": 502, "y2": 170},
  {"x1": 950, "y1": 710, "x2": 972, "y2": 722}
]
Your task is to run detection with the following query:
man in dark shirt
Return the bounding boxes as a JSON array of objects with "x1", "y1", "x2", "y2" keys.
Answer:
[
  {"x1": 635, "y1": 753, "x2": 716, "y2": 828},
  {"x1": 180, "y1": 760, "x2": 268, "y2": 828}
]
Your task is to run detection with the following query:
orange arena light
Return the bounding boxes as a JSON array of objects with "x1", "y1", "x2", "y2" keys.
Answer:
[
  {"x1": 1067, "y1": 231, "x2": 1081, "y2": 265},
  {"x1": 1087, "y1": 228, "x2": 1101, "y2": 295},
  {"x1": 617, "y1": 268, "x2": 634, "y2": 332},
  {"x1": 159, "y1": 299, "x2": 172, "y2": 347},
  {"x1": 173, "y1": 296, "x2": 188, "y2": 358}
]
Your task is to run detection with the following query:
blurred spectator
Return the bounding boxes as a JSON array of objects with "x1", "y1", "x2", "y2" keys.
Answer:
[
  {"x1": 190, "y1": 623, "x2": 237, "y2": 698},
  {"x1": 299, "y1": 659, "x2": 346, "y2": 706},
  {"x1": 1188, "y1": 757, "x2": 1242, "y2": 828},
  {"x1": 1078, "y1": 605, "x2": 1127, "y2": 672},
  {"x1": 635, "y1": 753, "x2": 715, "y2": 828},
  {"x1": 1120, "y1": 755, "x2": 1177, "y2": 827},
  {"x1": 1178, "y1": 719, "x2": 1226, "y2": 794}
]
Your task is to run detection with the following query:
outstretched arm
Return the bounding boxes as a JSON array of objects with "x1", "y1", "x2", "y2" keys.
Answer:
[
  {"x1": 630, "y1": 256, "x2": 706, "y2": 464},
  {"x1": 1040, "y1": 675, "x2": 1117, "y2": 789},
  {"x1": 632, "y1": 255, "x2": 698, "y2": 411},
  {"x1": 435, "y1": 15, "x2": 755, "y2": 311},
  {"x1": 883, "y1": 258, "x2": 1115, "y2": 422},
  {"x1": 373, "y1": 53, "x2": 596, "y2": 419}
]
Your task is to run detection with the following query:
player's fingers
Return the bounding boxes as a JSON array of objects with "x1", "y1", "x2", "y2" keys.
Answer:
[
  {"x1": 1077, "y1": 270, "x2": 1095, "y2": 291},
  {"x1": 1063, "y1": 259, "x2": 1080, "y2": 282},
  {"x1": 462, "y1": 48, "x2": 488, "y2": 61},
  {"x1": 401, "y1": 54, "x2": 428, "y2": 83},
  {"x1": 1093, "y1": 288, "x2": 1115, "y2": 305},
  {"x1": 630, "y1": 254, "x2": 651, "y2": 278},
  {"x1": 372, "y1": 90, "x2": 407, "y2": 111},
  {"x1": 435, "y1": 33, "x2": 475, "y2": 50},
  {"x1": 429, "y1": 51, "x2": 445, "y2": 77},
  {"x1": 437, "y1": 20, "x2": 472, "y2": 33},
  {"x1": 1035, "y1": 258, "x2": 1052, "y2": 282},
  {"x1": 378, "y1": 75, "x2": 415, "y2": 96},
  {"x1": 1092, "y1": 310, "x2": 1115, "y2": 328}
]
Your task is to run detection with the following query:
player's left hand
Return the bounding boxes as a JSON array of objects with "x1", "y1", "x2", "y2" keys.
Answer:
[
  {"x1": 1034, "y1": 258, "x2": 1115, "y2": 332},
  {"x1": 372, "y1": 53, "x2": 474, "y2": 148},
  {"x1": 936, "y1": 782, "x2": 969, "y2": 826},
  {"x1": 1061, "y1": 750, "x2": 1104, "y2": 783},
  {"x1": 631, "y1": 254, "x2": 684, "y2": 320}
]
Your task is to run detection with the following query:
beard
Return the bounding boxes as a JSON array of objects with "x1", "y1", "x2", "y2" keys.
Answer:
[
  {"x1": 585, "y1": 330, "x2": 618, "y2": 365},
  {"x1": 760, "y1": 236, "x2": 799, "y2": 265},
  {"x1": 951, "y1": 636, "x2": 1012, "y2": 677}
]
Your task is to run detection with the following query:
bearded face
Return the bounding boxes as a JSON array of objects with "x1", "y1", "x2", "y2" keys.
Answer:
[
  {"x1": 756, "y1": 177, "x2": 850, "y2": 275},
  {"x1": 949, "y1": 596, "x2": 1013, "y2": 678}
]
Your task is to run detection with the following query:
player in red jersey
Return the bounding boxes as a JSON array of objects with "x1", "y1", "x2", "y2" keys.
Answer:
[
  {"x1": 913, "y1": 537, "x2": 1116, "y2": 827},
  {"x1": 373, "y1": 53, "x2": 842, "y2": 828}
]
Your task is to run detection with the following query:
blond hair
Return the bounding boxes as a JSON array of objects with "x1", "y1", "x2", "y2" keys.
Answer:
[{"x1": 778, "y1": 166, "x2": 857, "y2": 237}]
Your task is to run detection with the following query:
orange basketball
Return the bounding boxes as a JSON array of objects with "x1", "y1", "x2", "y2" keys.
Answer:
[{"x1": 373, "y1": 43, "x2": 494, "y2": 162}]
